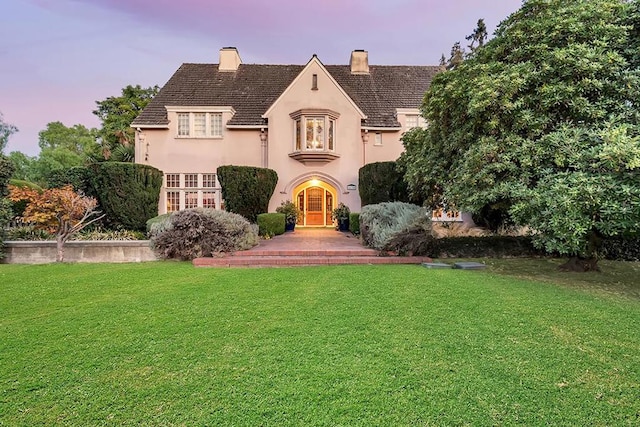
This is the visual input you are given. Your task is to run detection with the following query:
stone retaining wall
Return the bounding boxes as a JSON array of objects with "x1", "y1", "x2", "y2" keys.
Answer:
[{"x1": 1, "y1": 241, "x2": 158, "y2": 264}]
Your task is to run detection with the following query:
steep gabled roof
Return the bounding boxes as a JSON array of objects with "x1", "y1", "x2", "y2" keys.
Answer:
[{"x1": 132, "y1": 61, "x2": 440, "y2": 128}]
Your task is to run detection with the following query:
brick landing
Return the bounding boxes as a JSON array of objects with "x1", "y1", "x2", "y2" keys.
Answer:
[{"x1": 193, "y1": 227, "x2": 432, "y2": 267}]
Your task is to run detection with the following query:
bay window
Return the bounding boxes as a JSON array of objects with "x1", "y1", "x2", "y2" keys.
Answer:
[{"x1": 291, "y1": 109, "x2": 339, "y2": 153}]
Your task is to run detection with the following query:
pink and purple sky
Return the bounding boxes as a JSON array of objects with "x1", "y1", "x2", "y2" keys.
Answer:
[{"x1": 1, "y1": 0, "x2": 522, "y2": 156}]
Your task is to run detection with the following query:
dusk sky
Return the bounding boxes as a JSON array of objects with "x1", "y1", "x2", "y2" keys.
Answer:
[{"x1": 1, "y1": 0, "x2": 523, "y2": 156}]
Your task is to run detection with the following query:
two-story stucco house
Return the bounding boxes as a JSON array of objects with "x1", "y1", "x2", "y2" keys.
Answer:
[{"x1": 132, "y1": 47, "x2": 440, "y2": 226}]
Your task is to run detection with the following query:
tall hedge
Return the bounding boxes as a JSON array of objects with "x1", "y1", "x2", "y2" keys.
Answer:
[
  {"x1": 89, "y1": 162, "x2": 163, "y2": 231},
  {"x1": 46, "y1": 166, "x2": 93, "y2": 195},
  {"x1": 217, "y1": 165, "x2": 278, "y2": 222},
  {"x1": 0, "y1": 155, "x2": 15, "y2": 259},
  {"x1": 358, "y1": 161, "x2": 414, "y2": 206}
]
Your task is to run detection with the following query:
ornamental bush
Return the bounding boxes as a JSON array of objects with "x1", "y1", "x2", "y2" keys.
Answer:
[
  {"x1": 90, "y1": 162, "x2": 163, "y2": 231},
  {"x1": 600, "y1": 236, "x2": 640, "y2": 261},
  {"x1": 217, "y1": 165, "x2": 278, "y2": 222},
  {"x1": 146, "y1": 213, "x2": 172, "y2": 235},
  {"x1": 8, "y1": 179, "x2": 42, "y2": 218},
  {"x1": 358, "y1": 161, "x2": 415, "y2": 206},
  {"x1": 349, "y1": 212, "x2": 360, "y2": 235},
  {"x1": 359, "y1": 202, "x2": 428, "y2": 250},
  {"x1": 150, "y1": 208, "x2": 259, "y2": 260},
  {"x1": 257, "y1": 213, "x2": 285, "y2": 237}
]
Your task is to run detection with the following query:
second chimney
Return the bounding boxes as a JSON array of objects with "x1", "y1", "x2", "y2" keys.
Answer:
[
  {"x1": 219, "y1": 47, "x2": 242, "y2": 72},
  {"x1": 350, "y1": 49, "x2": 369, "y2": 74}
]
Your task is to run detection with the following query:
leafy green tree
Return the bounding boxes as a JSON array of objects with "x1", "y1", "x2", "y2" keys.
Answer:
[
  {"x1": 402, "y1": 0, "x2": 640, "y2": 270},
  {"x1": 93, "y1": 84, "x2": 159, "y2": 161},
  {"x1": 0, "y1": 111, "x2": 18, "y2": 154},
  {"x1": 32, "y1": 122, "x2": 100, "y2": 185},
  {"x1": 6, "y1": 151, "x2": 37, "y2": 182}
]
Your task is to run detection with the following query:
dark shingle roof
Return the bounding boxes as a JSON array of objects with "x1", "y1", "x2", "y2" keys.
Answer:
[{"x1": 132, "y1": 62, "x2": 440, "y2": 128}]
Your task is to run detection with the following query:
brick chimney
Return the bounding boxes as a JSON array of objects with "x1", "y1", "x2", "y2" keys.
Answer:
[
  {"x1": 350, "y1": 49, "x2": 369, "y2": 74},
  {"x1": 219, "y1": 47, "x2": 242, "y2": 72}
]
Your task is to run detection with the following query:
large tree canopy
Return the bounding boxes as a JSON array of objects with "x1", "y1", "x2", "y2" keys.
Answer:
[
  {"x1": 93, "y1": 84, "x2": 159, "y2": 161},
  {"x1": 402, "y1": 0, "x2": 640, "y2": 267}
]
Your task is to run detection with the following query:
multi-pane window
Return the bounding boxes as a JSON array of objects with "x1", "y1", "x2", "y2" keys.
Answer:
[
  {"x1": 166, "y1": 191, "x2": 180, "y2": 213},
  {"x1": 202, "y1": 192, "x2": 216, "y2": 209},
  {"x1": 202, "y1": 174, "x2": 216, "y2": 188},
  {"x1": 163, "y1": 173, "x2": 221, "y2": 213},
  {"x1": 293, "y1": 116, "x2": 336, "y2": 152},
  {"x1": 193, "y1": 113, "x2": 206, "y2": 137},
  {"x1": 176, "y1": 112, "x2": 223, "y2": 137},
  {"x1": 405, "y1": 115, "x2": 426, "y2": 129},
  {"x1": 178, "y1": 114, "x2": 190, "y2": 136},
  {"x1": 184, "y1": 174, "x2": 198, "y2": 188},
  {"x1": 210, "y1": 114, "x2": 222, "y2": 137},
  {"x1": 166, "y1": 173, "x2": 180, "y2": 188},
  {"x1": 185, "y1": 191, "x2": 198, "y2": 209}
]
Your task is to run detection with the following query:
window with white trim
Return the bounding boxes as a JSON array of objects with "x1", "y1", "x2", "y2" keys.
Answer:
[
  {"x1": 163, "y1": 173, "x2": 222, "y2": 213},
  {"x1": 405, "y1": 115, "x2": 426, "y2": 130},
  {"x1": 373, "y1": 132, "x2": 382, "y2": 146},
  {"x1": 175, "y1": 112, "x2": 223, "y2": 138},
  {"x1": 291, "y1": 110, "x2": 339, "y2": 153}
]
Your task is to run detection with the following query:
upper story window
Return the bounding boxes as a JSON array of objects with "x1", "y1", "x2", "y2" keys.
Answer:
[
  {"x1": 405, "y1": 115, "x2": 427, "y2": 130},
  {"x1": 175, "y1": 112, "x2": 223, "y2": 138},
  {"x1": 290, "y1": 109, "x2": 339, "y2": 153}
]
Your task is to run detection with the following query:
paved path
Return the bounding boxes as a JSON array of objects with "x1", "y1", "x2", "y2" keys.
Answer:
[
  {"x1": 245, "y1": 227, "x2": 364, "y2": 252},
  {"x1": 193, "y1": 227, "x2": 433, "y2": 267}
]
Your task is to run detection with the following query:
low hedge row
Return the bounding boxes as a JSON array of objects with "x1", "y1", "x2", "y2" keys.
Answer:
[
  {"x1": 600, "y1": 236, "x2": 640, "y2": 261},
  {"x1": 432, "y1": 236, "x2": 543, "y2": 258},
  {"x1": 257, "y1": 213, "x2": 285, "y2": 237}
]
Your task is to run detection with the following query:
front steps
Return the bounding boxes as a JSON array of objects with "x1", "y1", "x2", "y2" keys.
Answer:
[{"x1": 193, "y1": 249, "x2": 432, "y2": 268}]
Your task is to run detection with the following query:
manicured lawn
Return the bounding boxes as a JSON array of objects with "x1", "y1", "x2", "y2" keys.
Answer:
[{"x1": 1, "y1": 261, "x2": 639, "y2": 425}]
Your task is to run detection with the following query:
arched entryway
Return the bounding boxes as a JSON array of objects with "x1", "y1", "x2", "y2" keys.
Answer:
[{"x1": 292, "y1": 180, "x2": 337, "y2": 227}]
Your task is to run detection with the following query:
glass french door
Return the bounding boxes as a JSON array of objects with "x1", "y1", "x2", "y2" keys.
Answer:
[{"x1": 296, "y1": 187, "x2": 334, "y2": 226}]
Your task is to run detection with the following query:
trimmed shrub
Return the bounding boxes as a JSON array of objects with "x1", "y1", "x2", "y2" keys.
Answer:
[
  {"x1": 349, "y1": 212, "x2": 360, "y2": 235},
  {"x1": 434, "y1": 236, "x2": 542, "y2": 258},
  {"x1": 360, "y1": 202, "x2": 428, "y2": 250},
  {"x1": 217, "y1": 165, "x2": 278, "y2": 222},
  {"x1": 150, "y1": 208, "x2": 259, "y2": 260},
  {"x1": 257, "y1": 213, "x2": 285, "y2": 237},
  {"x1": 600, "y1": 236, "x2": 640, "y2": 261},
  {"x1": 89, "y1": 162, "x2": 163, "y2": 231},
  {"x1": 46, "y1": 167, "x2": 92, "y2": 194},
  {"x1": 358, "y1": 161, "x2": 413, "y2": 206}
]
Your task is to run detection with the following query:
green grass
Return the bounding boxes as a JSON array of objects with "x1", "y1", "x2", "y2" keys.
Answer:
[{"x1": 1, "y1": 261, "x2": 639, "y2": 425}]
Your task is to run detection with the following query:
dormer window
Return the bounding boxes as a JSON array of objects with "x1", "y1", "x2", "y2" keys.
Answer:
[
  {"x1": 176, "y1": 112, "x2": 223, "y2": 138},
  {"x1": 289, "y1": 109, "x2": 340, "y2": 165}
]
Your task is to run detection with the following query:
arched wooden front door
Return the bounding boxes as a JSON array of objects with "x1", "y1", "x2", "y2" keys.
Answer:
[{"x1": 296, "y1": 186, "x2": 334, "y2": 226}]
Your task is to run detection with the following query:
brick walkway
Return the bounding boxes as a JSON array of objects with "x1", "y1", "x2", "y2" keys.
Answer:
[{"x1": 193, "y1": 227, "x2": 432, "y2": 267}]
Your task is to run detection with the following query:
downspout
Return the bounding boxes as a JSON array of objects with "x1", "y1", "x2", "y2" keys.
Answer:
[
  {"x1": 260, "y1": 128, "x2": 268, "y2": 168},
  {"x1": 361, "y1": 129, "x2": 369, "y2": 165}
]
